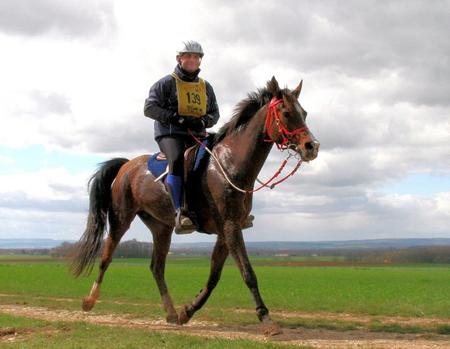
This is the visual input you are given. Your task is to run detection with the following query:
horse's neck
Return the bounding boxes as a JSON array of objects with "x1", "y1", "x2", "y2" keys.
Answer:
[{"x1": 215, "y1": 109, "x2": 273, "y2": 188}]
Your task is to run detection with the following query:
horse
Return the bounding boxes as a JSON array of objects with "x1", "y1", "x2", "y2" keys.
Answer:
[{"x1": 70, "y1": 76, "x2": 320, "y2": 335}]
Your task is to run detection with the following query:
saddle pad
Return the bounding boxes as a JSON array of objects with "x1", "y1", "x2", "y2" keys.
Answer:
[
  {"x1": 147, "y1": 138, "x2": 211, "y2": 179},
  {"x1": 147, "y1": 153, "x2": 168, "y2": 178}
]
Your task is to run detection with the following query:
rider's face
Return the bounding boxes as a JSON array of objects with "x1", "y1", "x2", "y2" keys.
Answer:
[{"x1": 177, "y1": 53, "x2": 202, "y2": 73}]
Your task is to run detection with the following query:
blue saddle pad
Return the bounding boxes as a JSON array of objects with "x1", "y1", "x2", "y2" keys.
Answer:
[
  {"x1": 147, "y1": 138, "x2": 210, "y2": 179},
  {"x1": 147, "y1": 153, "x2": 168, "y2": 178}
]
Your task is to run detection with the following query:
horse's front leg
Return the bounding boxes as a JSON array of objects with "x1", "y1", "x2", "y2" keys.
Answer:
[
  {"x1": 224, "y1": 220, "x2": 282, "y2": 336},
  {"x1": 178, "y1": 235, "x2": 229, "y2": 324}
]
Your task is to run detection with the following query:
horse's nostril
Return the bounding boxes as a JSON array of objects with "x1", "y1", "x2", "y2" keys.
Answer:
[{"x1": 305, "y1": 142, "x2": 314, "y2": 150}]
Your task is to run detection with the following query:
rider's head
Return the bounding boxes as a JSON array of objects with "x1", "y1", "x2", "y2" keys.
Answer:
[{"x1": 176, "y1": 40, "x2": 204, "y2": 73}]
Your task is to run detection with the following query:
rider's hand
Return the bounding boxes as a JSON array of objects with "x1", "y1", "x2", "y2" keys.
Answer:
[
  {"x1": 202, "y1": 114, "x2": 214, "y2": 128},
  {"x1": 168, "y1": 113, "x2": 186, "y2": 126},
  {"x1": 186, "y1": 117, "x2": 206, "y2": 132}
]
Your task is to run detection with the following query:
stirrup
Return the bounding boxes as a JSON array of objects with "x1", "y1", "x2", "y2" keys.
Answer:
[
  {"x1": 242, "y1": 214, "x2": 255, "y2": 230},
  {"x1": 175, "y1": 210, "x2": 197, "y2": 235}
]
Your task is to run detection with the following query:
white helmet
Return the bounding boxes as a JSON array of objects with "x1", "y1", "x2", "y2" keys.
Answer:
[{"x1": 177, "y1": 40, "x2": 204, "y2": 57}]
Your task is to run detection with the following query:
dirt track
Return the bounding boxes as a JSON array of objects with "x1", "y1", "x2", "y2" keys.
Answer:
[{"x1": 1, "y1": 304, "x2": 450, "y2": 348}]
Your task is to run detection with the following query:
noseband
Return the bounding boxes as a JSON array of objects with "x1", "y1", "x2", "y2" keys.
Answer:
[{"x1": 265, "y1": 97, "x2": 308, "y2": 150}]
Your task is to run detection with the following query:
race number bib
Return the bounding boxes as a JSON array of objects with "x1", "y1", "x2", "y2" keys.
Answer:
[{"x1": 172, "y1": 73, "x2": 207, "y2": 118}]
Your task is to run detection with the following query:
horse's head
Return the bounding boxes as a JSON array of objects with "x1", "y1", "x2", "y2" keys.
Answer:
[{"x1": 266, "y1": 77, "x2": 320, "y2": 162}]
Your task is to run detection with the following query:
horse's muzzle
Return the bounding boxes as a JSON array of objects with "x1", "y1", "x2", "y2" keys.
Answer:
[{"x1": 299, "y1": 140, "x2": 320, "y2": 162}]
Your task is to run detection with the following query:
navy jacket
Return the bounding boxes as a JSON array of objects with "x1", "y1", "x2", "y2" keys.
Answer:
[{"x1": 144, "y1": 65, "x2": 220, "y2": 140}]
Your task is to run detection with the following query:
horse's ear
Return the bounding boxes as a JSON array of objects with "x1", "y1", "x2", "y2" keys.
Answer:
[
  {"x1": 292, "y1": 80, "x2": 303, "y2": 99},
  {"x1": 267, "y1": 76, "x2": 280, "y2": 96}
]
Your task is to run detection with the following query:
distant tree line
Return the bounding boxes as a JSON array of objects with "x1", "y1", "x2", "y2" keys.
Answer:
[
  {"x1": 2, "y1": 241, "x2": 450, "y2": 263},
  {"x1": 345, "y1": 246, "x2": 450, "y2": 264},
  {"x1": 49, "y1": 239, "x2": 153, "y2": 258},
  {"x1": 0, "y1": 248, "x2": 50, "y2": 255}
]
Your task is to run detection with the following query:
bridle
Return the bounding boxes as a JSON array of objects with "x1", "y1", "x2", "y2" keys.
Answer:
[
  {"x1": 186, "y1": 97, "x2": 308, "y2": 193},
  {"x1": 264, "y1": 97, "x2": 309, "y2": 150}
]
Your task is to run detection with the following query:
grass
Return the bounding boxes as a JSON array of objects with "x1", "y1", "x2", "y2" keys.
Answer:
[
  {"x1": 368, "y1": 320, "x2": 424, "y2": 334},
  {"x1": 1, "y1": 256, "x2": 450, "y2": 319},
  {"x1": 1, "y1": 256, "x2": 450, "y2": 349},
  {"x1": 0, "y1": 314, "x2": 306, "y2": 349}
]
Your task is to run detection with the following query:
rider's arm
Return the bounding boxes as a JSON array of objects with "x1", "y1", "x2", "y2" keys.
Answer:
[
  {"x1": 204, "y1": 82, "x2": 220, "y2": 128},
  {"x1": 144, "y1": 78, "x2": 174, "y2": 125}
]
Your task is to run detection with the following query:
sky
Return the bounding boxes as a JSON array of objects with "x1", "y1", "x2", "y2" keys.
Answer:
[{"x1": 0, "y1": 0, "x2": 449, "y2": 243}]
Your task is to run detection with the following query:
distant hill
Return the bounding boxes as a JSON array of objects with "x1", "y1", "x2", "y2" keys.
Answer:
[
  {"x1": 0, "y1": 238, "x2": 450, "y2": 251},
  {"x1": 0, "y1": 239, "x2": 73, "y2": 249},
  {"x1": 1, "y1": 238, "x2": 450, "y2": 251},
  {"x1": 171, "y1": 238, "x2": 450, "y2": 252}
]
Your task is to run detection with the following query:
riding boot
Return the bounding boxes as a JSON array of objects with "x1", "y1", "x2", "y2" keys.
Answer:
[
  {"x1": 242, "y1": 214, "x2": 255, "y2": 230},
  {"x1": 166, "y1": 175, "x2": 197, "y2": 234}
]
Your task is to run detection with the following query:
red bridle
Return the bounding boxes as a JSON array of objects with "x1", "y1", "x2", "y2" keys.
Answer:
[
  {"x1": 264, "y1": 97, "x2": 308, "y2": 150},
  {"x1": 187, "y1": 96, "x2": 308, "y2": 193}
]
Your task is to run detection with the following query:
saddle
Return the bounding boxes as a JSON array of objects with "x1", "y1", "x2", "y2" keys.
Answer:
[
  {"x1": 147, "y1": 138, "x2": 210, "y2": 182},
  {"x1": 147, "y1": 137, "x2": 254, "y2": 232}
]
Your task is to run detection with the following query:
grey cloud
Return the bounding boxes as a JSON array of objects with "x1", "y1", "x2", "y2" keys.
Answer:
[
  {"x1": 48, "y1": 183, "x2": 83, "y2": 195},
  {"x1": 249, "y1": 188, "x2": 449, "y2": 241},
  {"x1": 0, "y1": 0, "x2": 116, "y2": 38},
  {"x1": 82, "y1": 114, "x2": 158, "y2": 154},
  {"x1": 28, "y1": 90, "x2": 72, "y2": 116},
  {"x1": 0, "y1": 207, "x2": 86, "y2": 239},
  {"x1": 0, "y1": 192, "x2": 86, "y2": 213},
  {"x1": 208, "y1": 60, "x2": 255, "y2": 107},
  {"x1": 206, "y1": 0, "x2": 450, "y2": 107}
]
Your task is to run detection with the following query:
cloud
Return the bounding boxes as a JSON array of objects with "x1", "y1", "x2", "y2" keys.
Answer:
[
  {"x1": 0, "y1": 192, "x2": 85, "y2": 213},
  {"x1": 27, "y1": 90, "x2": 72, "y2": 116},
  {"x1": 0, "y1": 0, "x2": 116, "y2": 38},
  {"x1": 246, "y1": 190, "x2": 450, "y2": 241},
  {"x1": 0, "y1": 207, "x2": 86, "y2": 240},
  {"x1": 0, "y1": 1, "x2": 449, "y2": 242},
  {"x1": 206, "y1": 0, "x2": 450, "y2": 107}
]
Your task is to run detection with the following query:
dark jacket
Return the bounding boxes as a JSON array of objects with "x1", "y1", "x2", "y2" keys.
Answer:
[{"x1": 144, "y1": 64, "x2": 220, "y2": 140}]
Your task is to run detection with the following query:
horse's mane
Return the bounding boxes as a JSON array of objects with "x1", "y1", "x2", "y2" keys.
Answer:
[{"x1": 213, "y1": 87, "x2": 275, "y2": 145}]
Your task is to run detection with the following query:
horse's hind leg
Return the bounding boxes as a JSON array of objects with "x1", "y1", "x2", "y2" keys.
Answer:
[
  {"x1": 138, "y1": 212, "x2": 178, "y2": 324},
  {"x1": 82, "y1": 211, "x2": 134, "y2": 311},
  {"x1": 224, "y1": 221, "x2": 282, "y2": 336},
  {"x1": 178, "y1": 235, "x2": 229, "y2": 324}
]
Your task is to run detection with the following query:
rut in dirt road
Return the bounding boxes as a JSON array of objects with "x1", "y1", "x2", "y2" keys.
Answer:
[{"x1": 2, "y1": 304, "x2": 450, "y2": 349}]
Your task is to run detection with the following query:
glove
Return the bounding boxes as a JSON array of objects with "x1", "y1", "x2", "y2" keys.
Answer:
[
  {"x1": 202, "y1": 114, "x2": 214, "y2": 128},
  {"x1": 168, "y1": 113, "x2": 187, "y2": 126},
  {"x1": 186, "y1": 117, "x2": 206, "y2": 132}
]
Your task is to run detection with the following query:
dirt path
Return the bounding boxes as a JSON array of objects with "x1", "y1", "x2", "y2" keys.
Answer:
[
  {"x1": 2, "y1": 293, "x2": 450, "y2": 328},
  {"x1": 1, "y1": 304, "x2": 450, "y2": 348}
]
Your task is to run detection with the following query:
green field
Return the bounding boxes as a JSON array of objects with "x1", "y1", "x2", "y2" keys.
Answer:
[
  {"x1": 2, "y1": 256, "x2": 450, "y2": 317},
  {"x1": 1, "y1": 255, "x2": 450, "y2": 348}
]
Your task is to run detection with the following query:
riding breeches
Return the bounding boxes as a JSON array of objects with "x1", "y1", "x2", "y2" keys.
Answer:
[{"x1": 157, "y1": 136, "x2": 196, "y2": 177}]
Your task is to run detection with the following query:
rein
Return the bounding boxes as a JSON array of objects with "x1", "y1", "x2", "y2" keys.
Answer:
[{"x1": 187, "y1": 97, "x2": 304, "y2": 194}]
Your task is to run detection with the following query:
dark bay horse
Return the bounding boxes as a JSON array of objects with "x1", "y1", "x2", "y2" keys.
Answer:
[{"x1": 71, "y1": 77, "x2": 319, "y2": 335}]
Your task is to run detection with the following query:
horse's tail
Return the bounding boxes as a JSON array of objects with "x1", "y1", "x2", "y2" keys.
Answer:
[{"x1": 70, "y1": 158, "x2": 129, "y2": 278}]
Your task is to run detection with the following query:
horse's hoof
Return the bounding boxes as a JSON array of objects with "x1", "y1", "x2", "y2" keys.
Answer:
[
  {"x1": 178, "y1": 305, "x2": 192, "y2": 325},
  {"x1": 262, "y1": 322, "x2": 283, "y2": 336},
  {"x1": 82, "y1": 297, "x2": 95, "y2": 312},
  {"x1": 166, "y1": 312, "x2": 179, "y2": 324}
]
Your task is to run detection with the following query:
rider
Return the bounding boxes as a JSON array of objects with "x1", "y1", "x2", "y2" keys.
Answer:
[{"x1": 144, "y1": 41, "x2": 220, "y2": 234}]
